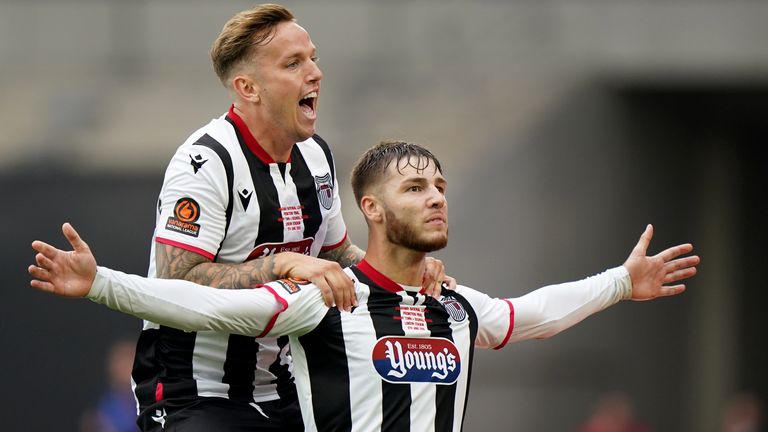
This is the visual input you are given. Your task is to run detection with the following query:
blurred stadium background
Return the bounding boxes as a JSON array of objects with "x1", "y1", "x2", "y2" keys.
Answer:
[{"x1": 2, "y1": 1, "x2": 766, "y2": 430}]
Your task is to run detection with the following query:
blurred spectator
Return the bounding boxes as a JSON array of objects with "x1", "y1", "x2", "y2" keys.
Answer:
[
  {"x1": 577, "y1": 391, "x2": 652, "y2": 432},
  {"x1": 721, "y1": 392, "x2": 764, "y2": 432},
  {"x1": 79, "y1": 340, "x2": 138, "y2": 432}
]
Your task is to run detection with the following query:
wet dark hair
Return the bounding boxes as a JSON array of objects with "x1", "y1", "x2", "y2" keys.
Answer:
[{"x1": 350, "y1": 139, "x2": 443, "y2": 208}]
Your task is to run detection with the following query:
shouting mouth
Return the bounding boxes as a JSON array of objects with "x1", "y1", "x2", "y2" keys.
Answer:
[{"x1": 299, "y1": 91, "x2": 318, "y2": 120}]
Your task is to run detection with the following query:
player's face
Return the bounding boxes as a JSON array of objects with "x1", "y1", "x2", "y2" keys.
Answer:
[
  {"x1": 250, "y1": 21, "x2": 322, "y2": 143},
  {"x1": 380, "y1": 157, "x2": 449, "y2": 252}
]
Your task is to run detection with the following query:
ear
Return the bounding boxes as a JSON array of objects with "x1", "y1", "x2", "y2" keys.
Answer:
[
  {"x1": 231, "y1": 74, "x2": 261, "y2": 104},
  {"x1": 360, "y1": 195, "x2": 384, "y2": 224}
]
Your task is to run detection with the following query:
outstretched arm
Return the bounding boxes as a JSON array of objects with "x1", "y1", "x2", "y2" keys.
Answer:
[
  {"x1": 503, "y1": 224, "x2": 699, "y2": 344},
  {"x1": 29, "y1": 224, "x2": 286, "y2": 336}
]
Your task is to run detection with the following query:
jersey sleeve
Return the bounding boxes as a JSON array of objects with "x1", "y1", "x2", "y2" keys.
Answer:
[
  {"x1": 505, "y1": 266, "x2": 631, "y2": 345},
  {"x1": 453, "y1": 285, "x2": 515, "y2": 349},
  {"x1": 457, "y1": 266, "x2": 632, "y2": 350},
  {"x1": 88, "y1": 267, "x2": 284, "y2": 336},
  {"x1": 257, "y1": 279, "x2": 330, "y2": 337},
  {"x1": 154, "y1": 143, "x2": 229, "y2": 260}
]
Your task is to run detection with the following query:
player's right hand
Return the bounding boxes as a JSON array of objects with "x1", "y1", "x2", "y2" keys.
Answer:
[
  {"x1": 275, "y1": 253, "x2": 357, "y2": 311},
  {"x1": 29, "y1": 222, "x2": 97, "y2": 298}
]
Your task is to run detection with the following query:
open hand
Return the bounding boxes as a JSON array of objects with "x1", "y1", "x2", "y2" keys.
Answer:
[
  {"x1": 29, "y1": 223, "x2": 97, "y2": 298},
  {"x1": 623, "y1": 224, "x2": 700, "y2": 301}
]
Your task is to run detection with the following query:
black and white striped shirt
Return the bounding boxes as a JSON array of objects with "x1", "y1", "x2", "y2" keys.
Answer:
[
  {"x1": 95, "y1": 260, "x2": 631, "y2": 431},
  {"x1": 133, "y1": 105, "x2": 348, "y2": 413}
]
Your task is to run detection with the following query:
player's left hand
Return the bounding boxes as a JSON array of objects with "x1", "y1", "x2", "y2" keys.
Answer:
[
  {"x1": 422, "y1": 257, "x2": 456, "y2": 298},
  {"x1": 623, "y1": 224, "x2": 700, "y2": 301},
  {"x1": 29, "y1": 222, "x2": 97, "y2": 298}
]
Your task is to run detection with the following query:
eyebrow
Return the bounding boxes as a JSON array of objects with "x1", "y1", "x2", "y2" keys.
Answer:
[{"x1": 399, "y1": 175, "x2": 447, "y2": 187}]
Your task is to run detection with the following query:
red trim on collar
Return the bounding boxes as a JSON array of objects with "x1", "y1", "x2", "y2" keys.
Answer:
[
  {"x1": 355, "y1": 259, "x2": 408, "y2": 294},
  {"x1": 226, "y1": 105, "x2": 284, "y2": 165}
]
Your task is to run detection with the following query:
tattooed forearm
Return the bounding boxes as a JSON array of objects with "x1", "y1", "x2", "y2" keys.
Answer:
[
  {"x1": 184, "y1": 256, "x2": 279, "y2": 289},
  {"x1": 155, "y1": 243, "x2": 279, "y2": 289},
  {"x1": 156, "y1": 243, "x2": 209, "y2": 280},
  {"x1": 319, "y1": 238, "x2": 365, "y2": 268}
]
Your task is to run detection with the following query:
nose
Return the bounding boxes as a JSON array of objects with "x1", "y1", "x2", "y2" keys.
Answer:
[
  {"x1": 426, "y1": 186, "x2": 446, "y2": 208},
  {"x1": 307, "y1": 60, "x2": 323, "y2": 83}
]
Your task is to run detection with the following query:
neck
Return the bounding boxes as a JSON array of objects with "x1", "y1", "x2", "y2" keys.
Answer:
[
  {"x1": 363, "y1": 239, "x2": 427, "y2": 287},
  {"x1": 233, "y1": 103, "x2": 294, "y2": 162}
]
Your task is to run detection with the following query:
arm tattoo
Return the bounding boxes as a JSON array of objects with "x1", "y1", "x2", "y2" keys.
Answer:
[
  {"x1": 155, "y1": 243, "x2": 280, "y2": 289},
  {"x1": 319, "y1": 238, "x2": 365, "y2": 268}
]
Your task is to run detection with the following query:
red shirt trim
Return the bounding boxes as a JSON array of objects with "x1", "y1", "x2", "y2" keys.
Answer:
[
  {"x1": 155, "y1": 237, "x2": 215, "y2": 261},
  {"x1": 493, "y1": 299, "x2": 515, "y2": 350},
  {"x1": 320, "y1": 232, "x2": 348, "y2": 252},
  {"x1": 226, "y1": 105, "x2": 285, "y2": 165},
  {"x1": 355, "y1": 259, "x2": 405, "y2": 294},
  {"x1": 256, "y1": 285, "x2": 289, "y2": 338}
]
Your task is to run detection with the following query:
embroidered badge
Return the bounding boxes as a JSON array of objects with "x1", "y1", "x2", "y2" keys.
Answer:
[{"x1": 314, "y1": 173, "x2": 333, "y2": 210}]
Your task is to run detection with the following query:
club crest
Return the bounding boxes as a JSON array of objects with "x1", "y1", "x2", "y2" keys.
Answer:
[
  {"x1": 314, "y1": 173, "x2": 333, "y2": 210},
  {"x1": 439, "y1": 295, "x2": 467, "y2": 322}
]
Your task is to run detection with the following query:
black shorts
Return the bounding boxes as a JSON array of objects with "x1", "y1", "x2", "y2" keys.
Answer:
[{"x1": 138, "y1": 396, "x2": 303, "y2": 432}]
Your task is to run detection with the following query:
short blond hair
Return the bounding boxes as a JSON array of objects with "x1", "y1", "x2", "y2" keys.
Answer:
[{"x1": 210, "y1": 4, "x2": 295, "y2": 86}]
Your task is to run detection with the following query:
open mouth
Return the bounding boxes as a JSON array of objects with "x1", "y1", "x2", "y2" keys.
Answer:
[{"x1": 299, "y1": 91, "x2": 318, "y2": 118}]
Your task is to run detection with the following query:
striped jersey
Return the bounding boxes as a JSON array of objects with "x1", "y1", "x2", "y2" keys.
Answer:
[
  {"x1": 94, "y1": 260, "x2": 632, "y2": 431},
  {"x1": 132, "y1": 105, "x2": 348, "y2": 415}
]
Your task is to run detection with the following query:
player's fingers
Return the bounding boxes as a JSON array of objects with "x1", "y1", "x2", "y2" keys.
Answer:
[
  {"x1": 444, "y1": 276, "x2": 457, "y2": 290},
  {"x1": 656, "y1": 284, "x2": 686, "y2": 297},
  {"x1": 63, "y1": 223, "x2": 90, "y2": 253},
  {"x1": 28, "y1": 264, "x2": 51, "y2": 282},
  {"x1": 664, "y1": 267, "x2": 697, "y2": 284},
  {"x1": 31, "y1": 240, "x2": 59, "y2": 259},
  {"x1": 327, "y1": 271, "x2": 354, "y2": 311},
  {"x1": 30, "y1": 278, "x2": 55, "y2": 293},
  {"x1": 36, "y1": 252, "x2": 56, "y2": 271},
  {"x1": 665, "y1": 255, "x2": 700, "y2": 272},
  {"x1": 631, "y1": 224, "x2": 653, "y2": 257},
  {"x1": 312, "y1": 278, "x2": 335, "y2": 308},
  {"x1": 657, "y1": 243, "x2": 694, "y2": 263}
]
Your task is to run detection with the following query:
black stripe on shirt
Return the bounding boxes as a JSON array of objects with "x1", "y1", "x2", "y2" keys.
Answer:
[
  {"x1": 353, "y1": 267, "x2": 412, "y2": 432},
  {"x1": 193, "y1": 133, "x2": 234, "y2": 260},
  {"x1": 446, "y1": 290, "x2": 479, "y2": 432},
  {"x1": 298, "y1": 309, "x2": 353, "y2": 431},
  {"x1": 222, "y1": 334, "x2": 258, "y2": 402},
  {"x1": 289, "y1": 146, "x2": 322, "y2": 240},
  {"x1": 268, "y1": 336, "x2": 297, "y2": 400},
  {"x1": 225, "y1": 118, "x2": 284, "y2": 246},
  {"x1": 425, "y1": 296, "x2": 458, "y2": 432},
  {"x1": 131, "y1": 328, "x2": 160, "y2": 410}
]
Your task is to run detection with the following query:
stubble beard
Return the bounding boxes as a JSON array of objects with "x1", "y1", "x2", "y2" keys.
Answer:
[{"x1": 385, "y1": 208, "x2": 448, "y2": 253}]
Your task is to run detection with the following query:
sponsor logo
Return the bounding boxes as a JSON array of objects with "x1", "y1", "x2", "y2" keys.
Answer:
[
  {"x1": 314, "y1": 173, "x2": 333, "y2": 210},
  {"x1": 372, "y1": 336, "x2": 460, "y2": 384},
  {"x1": 439, "y1": 296, "x2": 467, "y2": 322},
  {"x1": 189, "y1": 154, "x2": 208, "y2": 173},
  {"x1": 238, "y1": 188, "x2": 252, "y2": 211},
  {"x1": 165, "y1": 198, "x2": 201, "y2": 237},
  {"x1": 275, "y1": 277, "x2": 309, "y2": 295},
  {"x1": 247, "y1": 238, "x2": 314, "y2": 260}
]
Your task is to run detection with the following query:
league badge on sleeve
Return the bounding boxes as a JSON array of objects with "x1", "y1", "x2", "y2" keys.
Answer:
[
  {"x1": 165, "y1": 197, "x2": 202, "y2": 237},
  {"x1": 314, "y1": 173, "x2": 333, "y2": 210}
]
